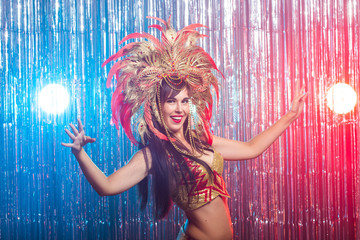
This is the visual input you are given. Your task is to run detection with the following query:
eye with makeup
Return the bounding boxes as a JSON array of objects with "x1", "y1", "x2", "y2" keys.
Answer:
[
  {"x1": 182, "y1": 98, "x2": 190, "y2": 104},
  {"x1": 165, "y1": 98, "x2": 190, "y2": 104},
  {"x1": 166, "y1": 99, "x2": 176, "y2": 104}
]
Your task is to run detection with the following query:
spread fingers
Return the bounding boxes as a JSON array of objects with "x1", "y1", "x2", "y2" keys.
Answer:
[
  {"x1": 65, "y1": 129, "x2": 75, "y2": 140},
  {"x1": 61, "y1": 142, "x2": 73, "y2": 147},
  {"x1": 69, "y1": 123, "x2": 79, "y2": 135}
]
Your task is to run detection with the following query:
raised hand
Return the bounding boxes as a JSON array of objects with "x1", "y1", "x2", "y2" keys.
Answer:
[
  {"x1": 62, "y1": 119, "x2": 96, "y2": 154},
  {"x1": 289, "y1": 81, "x2": 308, "y2": 119}
]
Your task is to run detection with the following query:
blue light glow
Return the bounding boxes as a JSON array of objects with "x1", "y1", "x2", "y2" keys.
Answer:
[{"x1": 38, "y1": 84, "x2": 70, "y2": 114}]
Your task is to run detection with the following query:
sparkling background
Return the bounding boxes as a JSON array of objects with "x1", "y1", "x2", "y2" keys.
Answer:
[{"x1": 1, "y1": 0, "x2": 359, "y2": 239}]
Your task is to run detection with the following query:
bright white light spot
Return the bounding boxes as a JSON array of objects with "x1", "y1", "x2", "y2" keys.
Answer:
[
  {"x1": 347, "y1": 0, "x2": 357, "y2": 20},
  {"x1": 55, "y1": 1, "x2": 60, "y2": 11},
  {"x1": 326, "y1": 83, "x2": 357, "y2": 114},
  {"x1": 38, "y1": 84, "x2": 70, "y2": 114},
  {"x1": 4, "y1": 30, "x2": 8, "y2": 41}
]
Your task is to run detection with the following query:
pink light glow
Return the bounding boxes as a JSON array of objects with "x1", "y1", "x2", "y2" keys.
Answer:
[{"x1": 326, "y1": 83, "x2": 357, "y2": 114}]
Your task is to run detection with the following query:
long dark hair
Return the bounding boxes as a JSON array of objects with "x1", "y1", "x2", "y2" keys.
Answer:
[{"x1": 138, "y1": 82, "x2": 214, "y2": 219}]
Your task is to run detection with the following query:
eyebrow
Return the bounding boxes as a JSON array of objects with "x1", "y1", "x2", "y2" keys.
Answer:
[{"x1": 166, "y1": 97, "x2": 190, "y2": 100}]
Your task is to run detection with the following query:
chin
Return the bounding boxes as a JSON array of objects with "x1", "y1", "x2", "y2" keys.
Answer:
[{"x1": 165, "y1": 119, "x2": 186, "y2": 133}]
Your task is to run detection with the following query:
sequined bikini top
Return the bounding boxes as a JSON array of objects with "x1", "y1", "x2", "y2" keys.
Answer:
[{"x1": 171, "y1": 150, "x2": 230, "y2": 211}]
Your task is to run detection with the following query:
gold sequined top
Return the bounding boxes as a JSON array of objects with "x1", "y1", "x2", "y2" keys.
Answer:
[{"x1": 171, "y1": 150, "x2": 230, "y2": 211}]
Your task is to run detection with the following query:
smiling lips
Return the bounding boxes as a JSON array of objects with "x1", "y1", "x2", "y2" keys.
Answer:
[{"x1": 170, "y1": 115, "x2": 183, "y2": 123}]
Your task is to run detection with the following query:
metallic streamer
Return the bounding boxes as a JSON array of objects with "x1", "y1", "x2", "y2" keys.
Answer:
[{"x1": 1, "y1": 0, "x2": 359, "y2": 239}]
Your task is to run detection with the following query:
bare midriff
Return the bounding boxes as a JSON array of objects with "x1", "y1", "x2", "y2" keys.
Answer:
[{"x1": 184, "y1": 196, "x2": 233, "y2": 240}]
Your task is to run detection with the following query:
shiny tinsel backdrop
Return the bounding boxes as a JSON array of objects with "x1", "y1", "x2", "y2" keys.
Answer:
[{"x1": 1, "y1": 0, "x2": 359, "y2": 239}]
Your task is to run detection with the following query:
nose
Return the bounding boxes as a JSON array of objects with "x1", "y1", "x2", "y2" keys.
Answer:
[{"x1": 175, "y1": 102, "x2": 183, "y2": 112}]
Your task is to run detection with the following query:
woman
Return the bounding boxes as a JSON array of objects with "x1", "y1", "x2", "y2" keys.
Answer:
[{"x1": 62, "y1": 17, "x2": 307, "y2": 240}]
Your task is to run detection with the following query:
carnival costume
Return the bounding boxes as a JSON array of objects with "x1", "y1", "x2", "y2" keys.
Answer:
[
  {"x1": 103, "y1": 17, "x2": 229, "y2": 237},
  {"x1": 172, "y1": 150, "x2": 230, "y2": 211}
]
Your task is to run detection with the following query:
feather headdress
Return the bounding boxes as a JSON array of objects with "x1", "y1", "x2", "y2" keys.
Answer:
[{"x1": 102, "y1": 16, "x2": 223, "y2": 146}]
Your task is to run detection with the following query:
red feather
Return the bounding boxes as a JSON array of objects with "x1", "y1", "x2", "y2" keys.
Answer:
[
  {"x1": 148, "y1": 24, "x2": 163, "y2": 32},
  {"x1": 202, "y1": 120, "x2": 212, "y2": 145},
  {"x1": 120, "y1": 103, "x2": 138, "y2": 145},
  {"x1": 175, "y1": 30, "x2": 196, "y2": 43},
  {"x1": 118, "y1": 33, "x2": 162, "y2": 49},
  {"x1": 101, "y1": 42, "x2": 139, "y2": 67},
  {"x1": 118, "y1": 73, "x2": 132, "y2": 89},
  {"x1": 181, "y1": 24, "x2": 208, "y2": 32},
  {"x1": 201, "y1": 50, "x2": 225, "y2": 79},
  {"x1": 106, "y1": 60, "x2": 132, "y2": 88},
  {"x1": 106, "y1": 60, "x2": 124, "y2": 87},
  {"x1": 110, "y1": 89, "x2": 138, "y2": 144},
  {"x1": 110, "y1": 89, "x2": 125, "y2": 129},
  {"x1": 144, "y1": 102, "x2": 169, "y2": 141},
  {"x1": 146, "y1": 16, "x2": 167, "y2": 25},
  {"x1": 199, "y1": 34, "x2": 208, "y2": 38}
]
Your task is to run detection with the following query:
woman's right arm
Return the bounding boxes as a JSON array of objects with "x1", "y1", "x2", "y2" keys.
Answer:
[{"x1": 62, "y1": 119, "x2": 150, "y2": 196}]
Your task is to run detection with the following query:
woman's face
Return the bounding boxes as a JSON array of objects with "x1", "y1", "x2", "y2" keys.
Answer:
[{"x1": 161, "y1": 88, "x2": 190, "y2": 135}]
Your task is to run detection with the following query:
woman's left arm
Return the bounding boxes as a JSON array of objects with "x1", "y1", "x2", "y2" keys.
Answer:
[{"x1": 212, "y1": 81, "x2": 307, "y2": 161}]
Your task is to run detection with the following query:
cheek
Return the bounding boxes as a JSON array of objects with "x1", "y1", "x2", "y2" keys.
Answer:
[{"x1": 161, "y1": 104, "x2": 173, "y2": 116}]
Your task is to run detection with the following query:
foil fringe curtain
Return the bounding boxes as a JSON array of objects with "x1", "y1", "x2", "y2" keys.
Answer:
[{"x1": 1, "y1": 0, "x2": 359, "y2": 239}]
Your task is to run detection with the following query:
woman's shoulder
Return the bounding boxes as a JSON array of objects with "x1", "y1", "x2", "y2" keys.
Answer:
[
  {"x1": 133, "y1": 147, "x2": 152, "y2": 160},
  {"x1": 131, "y1": 147, "x2": 153, "y2": 170}
]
